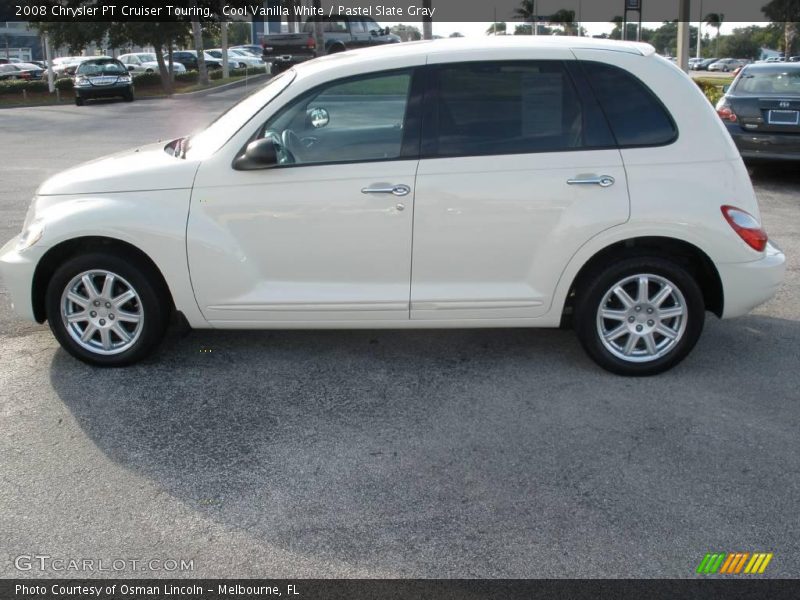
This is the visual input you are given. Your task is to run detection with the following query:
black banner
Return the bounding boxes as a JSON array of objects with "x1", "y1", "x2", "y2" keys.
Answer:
[
  {"x1": 4, "y1": 579, "x2": 800, "y2": 600},
  {"x1": 1, "y1": 0, "x2": 795, "y2": 23}
]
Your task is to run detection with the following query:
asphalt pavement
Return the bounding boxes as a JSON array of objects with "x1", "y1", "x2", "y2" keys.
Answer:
[{"x1": 1, "y1": 86, "x2": 798, "y2": 578}]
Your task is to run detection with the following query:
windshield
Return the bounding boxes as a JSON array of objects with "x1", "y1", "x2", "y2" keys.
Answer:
[
  {"x1": 184, "y1": 70, "x2": 295, "y2": 159},
  {"x1": 76, "y1": 59, "x2": 127, "y2": 76},
  {"x1": 735, "y1": 69, "x2": 800, "y2": 95}
]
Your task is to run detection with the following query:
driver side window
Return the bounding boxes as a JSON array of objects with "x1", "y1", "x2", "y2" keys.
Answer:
[{"x1": 258, "y1": 69, "x2": 412, "y2": 166}]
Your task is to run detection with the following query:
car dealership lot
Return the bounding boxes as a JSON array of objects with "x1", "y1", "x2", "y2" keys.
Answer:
[{"x1": 1, "y1": 89, "x2": 799, "y2": 577}]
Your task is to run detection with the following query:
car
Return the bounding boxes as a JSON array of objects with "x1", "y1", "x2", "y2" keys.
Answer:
[
  {"x1": 231, "y1": 45, "x2": 265, "y2": 57},
  {"x1": 691, "y1": 57, "x2": 719, "y2": 71},
  {"x1": 118, "y1": 53, "x2": 186, "y2": 75},
  {"x1": 0, "y1": 64, "x2": 30, "y2": 80},
  {"x1": 708, "y1": 58, "x2": 747, "y2": 72},
  {"x1": 263, "y1": 15, "x2": 399, "y2": 73},
  {"x1": 171, "y1": 50, "x2": 222, "y2": 71},
  {"x1": 72, "y1": 57, "x2": 134, "y2": 106},
  {"x1": 716, "y1": 63, "x2": 800, "y2": 162},
  {"x1": 0, "y1": 37, "x2": 785, "y2": 375},
  {"x1": 206, "y1": 48, "x2": 265, "y2": 69},
  {"x1": 790, "y1": 56, "x2": 800, "y2": 63},
  {"x1": 11, "y1": 62, "x2": 45, "y2": 79}
]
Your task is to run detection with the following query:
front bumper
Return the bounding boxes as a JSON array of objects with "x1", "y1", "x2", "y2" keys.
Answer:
[
  {"x1": 0, "y1": 234, "x2": 46, "y2": 323},
  {"x1": 75, "y1": 83, "x2": 133, "y2": 99},
  {"x1": 717, "y1": 242, "x2": 786, "y2": 318}
]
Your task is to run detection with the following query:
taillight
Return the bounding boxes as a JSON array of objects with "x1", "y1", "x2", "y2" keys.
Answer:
[
  {"x1": 721, "y1": 205, "x2": 768, "y2": 252},
  {"x1": 306, "y1": 36, "x2": 316, "y2": 49},
  {"x1": 715, "y1": 97, "x2": 738, "y2": 122}
]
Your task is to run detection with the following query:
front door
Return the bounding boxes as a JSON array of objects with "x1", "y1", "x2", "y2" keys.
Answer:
[{"x1": 187, "y1": 69, "x2": 420, "y2": 325}]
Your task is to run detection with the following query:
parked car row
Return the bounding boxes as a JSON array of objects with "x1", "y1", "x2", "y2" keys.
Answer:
[{"x1": 0, "y1": 63, "x2": 45, "y2": 81}]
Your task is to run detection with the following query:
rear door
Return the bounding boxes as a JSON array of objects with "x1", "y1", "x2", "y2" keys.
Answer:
[{"x1": 410, "y1": 59, "x2": 629, "y2": 321}]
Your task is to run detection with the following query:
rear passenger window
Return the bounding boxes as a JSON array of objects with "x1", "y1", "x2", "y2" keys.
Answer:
[
  {"x1": 582, "y1": 62, "x2": 677, "y2": 147},
  {"x1": 427, "y1": 61, "x2": 594, "y2": 157}
]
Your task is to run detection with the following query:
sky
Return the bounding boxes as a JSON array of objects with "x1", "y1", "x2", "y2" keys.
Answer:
[{"x1": 386, "y1": 21, "x2": 749, "y2": 39}]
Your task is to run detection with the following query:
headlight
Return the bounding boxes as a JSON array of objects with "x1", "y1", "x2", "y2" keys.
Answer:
[
  {"x1": 119, "y1": 75, "x2": 132, "y2": 83},
  {"x1": 74, "y1": 76, "x2": 90, "y2": 87},
  {"x1": 17, "y1": 219, "x2": 45, "y2": 250}
]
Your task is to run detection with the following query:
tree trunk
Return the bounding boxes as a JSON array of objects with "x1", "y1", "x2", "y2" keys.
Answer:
[
  {"x1": 221, "y1": 21, "x2": 229, "y2": 79},
  {"x1": 154, "y1": 45, "x2": 173, "y2": 95},
  {"x1": 191, "y1": 15, "x2": 209, "y2": 86},
  {"x1": 168, "y1": 44, "x2": 175, "y2": 84},
  {"x1": 312, "y1": 0, "x2": 325, "y2": 57},
  {"x1": 786, "y1": 22, "x2": 798, "y2": 58}
]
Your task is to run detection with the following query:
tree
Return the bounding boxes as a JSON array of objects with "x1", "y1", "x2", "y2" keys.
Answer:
[
  {"x1": 549, "y1": 9, "x2": 578, "y2": 36},
  {"x1": 390, "y1": 25, "x2": 422, "y2": 41},
  {"x1": 704, "y1": 13, "x2": 724, "y2": 55},
  {"x1": 515, "y1": 1, "x2": 545, "y2": 34},
  {"x1": 718, "y1": 26, "x2": 762, "y2": 60},
  {"x1": 486, "y1": 22, "x2": 506, "y2": 35},
  {"x1": 763, "y1": 0, "x2": 800, "y2": 56}
]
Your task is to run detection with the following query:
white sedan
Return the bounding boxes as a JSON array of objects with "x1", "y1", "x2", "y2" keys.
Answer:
[
  {"x1": 206, "y1": 48, "x2": 265, "y2": 69},
  {"x1": 0, "y1": 37, "x2": 785, "y2": 374},
  {"x1": 118, "y1": 53, "x2": 186, "y2": 75}
]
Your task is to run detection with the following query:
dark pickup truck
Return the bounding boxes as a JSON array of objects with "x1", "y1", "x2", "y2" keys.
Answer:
[{"x1": 262, "y1": 16, "x2": 400, "y2": 72}]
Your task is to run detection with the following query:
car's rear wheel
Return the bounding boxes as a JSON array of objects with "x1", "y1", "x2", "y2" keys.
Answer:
[
  {"x1": 124, "y1": 88, "x2": 134, "y2": 102},
  {"x1": 75, "y1": 96, "x2": 84, "y2": 106},
  {"x1": 46, "y1": 253, "x2": 169, "y2": 367},
  {"x1": 575, "y1": 257, "x2": 705, "y2": 376}
]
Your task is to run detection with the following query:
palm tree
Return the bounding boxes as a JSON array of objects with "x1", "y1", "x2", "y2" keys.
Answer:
[
  {"x1": 515, "y1": 0, "x2": 538, "y2": 34},
  {"x1": 704, "y1": 13, "x2": 724, "y2": 55},
  {"x1": 549, "y1": 9, "x2": 578, "y2": 36}
]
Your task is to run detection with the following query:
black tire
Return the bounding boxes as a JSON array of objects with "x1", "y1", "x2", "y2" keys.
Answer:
[
  {"x1": 574, "y1": 256, "x2": 705, "y2": 376},
  {"x1": 123, "y1": 88, "x2": 134, "y2": 102},
  {"x1": 45, "y1": 253, "x2": 170, "y2": 367},
  {"x1": 75, "y1": 96, "x2": 84, "y2": 106}
]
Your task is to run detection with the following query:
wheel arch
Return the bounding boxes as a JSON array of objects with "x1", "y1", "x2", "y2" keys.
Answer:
[
  {"x1": 561, "y1": 236, "x2": 724, "y2": 326},
  {"x1": 31, "y1": 236, "x2": 175, "y2": 323}
]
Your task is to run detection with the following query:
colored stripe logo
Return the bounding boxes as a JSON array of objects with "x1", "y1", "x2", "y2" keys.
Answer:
[{"x1": 696, "y1": 552, "x2": 773, "y2": 574}]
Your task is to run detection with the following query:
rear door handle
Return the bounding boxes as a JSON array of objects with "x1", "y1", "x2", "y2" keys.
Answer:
[
  {"x1": 567, "y1": 175, "x2": 616, "y2": 188},
  {"x1": 361, "y1": 183, "x2": 411, "y2": 196}
]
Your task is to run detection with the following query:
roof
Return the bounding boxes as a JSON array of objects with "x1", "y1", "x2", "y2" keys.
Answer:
[{"x1": 744, "y1": 62, "x2": 800, "y2": 72}]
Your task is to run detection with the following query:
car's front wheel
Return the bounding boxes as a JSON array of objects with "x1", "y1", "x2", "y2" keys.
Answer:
[
  {"x1": 575, "y1": 257, "x2": 705, "y2": 376},
  {"x1": 46, "y1": 253, "x2": 169, "y2": 367}
]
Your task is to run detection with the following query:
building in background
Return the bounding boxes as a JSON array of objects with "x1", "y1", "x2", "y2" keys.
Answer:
[{"x1": 1, "y1": 21, "x2": 42, "y2": 62}]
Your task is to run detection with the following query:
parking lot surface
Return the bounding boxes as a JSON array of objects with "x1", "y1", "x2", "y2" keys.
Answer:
[{"x1": 1, "y1": 88, "x2": 799, "y2": 578}]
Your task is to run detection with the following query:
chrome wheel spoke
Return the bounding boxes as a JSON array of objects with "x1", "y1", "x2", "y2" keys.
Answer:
[
  {"x1": 651, "y1": 284, "x2": 673, "y2": 307},
  {"x1": 613, "y1": 286, "x2": 635, "y2": 309},
  {"x1": 112, "y1": 323, "x2": 132, "y2": 343},
  {"x1": 81, "y1": 274, "x2": 99, "y2": 299},
  {"x1": 658, "y1": 306, "x2": 684, "y2": 320},
  {"x1": 116, "y1": 310, "x2": 141, "y2": 324},
  {"x1": 655, "y1": 323, "x2": 678, "y2": 340},
  {"x1": 636, "y1": 276, "x2": 649, "y2": 303},
  {"x1": 643, "y1": 333, "x2": 657, "y2": 355},
  {"x1": 600, "y1": 309, "x2": 627, "y2": 321},
  {"x1": 622, "y1": 334, "x2": 639, "y2": 356},
  {"x1": 66, "y1": 291, "x2": 90, "y2": 308},
  {"x1": 80, "y1": 324, "x2": 97, "y2": 343},
  {"x1": 99, "y1": 328, "x2": 112, "y2": 351},
  {"x1": 100, "y1": 273, "x2": 116, "y2": 299},
  {"x1": 113, "y1": 289, "x2": 136, "y2": 308},
  {"x1": 604, "y1": 324, "x2": 628, "y2": 342},
  {"x1": 66, "y1": 311, "x2": 88, "y2": 324}
]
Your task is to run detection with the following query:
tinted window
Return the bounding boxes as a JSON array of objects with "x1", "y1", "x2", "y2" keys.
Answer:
[
  {"x1": 76, "y1": 59, "x2": 127, "y2": 76},
  {"x1": 350, "y1": 20, "x2": 366, "y2": 34},
  {"x1": 427, "y1": 61, "x2": 588, "y2": 157},
  {"x1": 734, "y1": 68, "x2": 800, "y2": 95},
  {"x1": 582, "y1": 62, "x2": 677, "y2": 147},
  {"x1": 258, "y1": 70, "x2": 412, "y2": 165}
]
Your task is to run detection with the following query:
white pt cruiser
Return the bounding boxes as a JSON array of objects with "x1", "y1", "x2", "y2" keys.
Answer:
[{"x1": 0, "y1": 38, "x2": 786, "y2": 375}]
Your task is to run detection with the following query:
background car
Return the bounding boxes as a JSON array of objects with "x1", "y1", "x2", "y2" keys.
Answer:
[
  {"x1": 708, "y1": 58, "x2": 747, "y2": 72},
  {"x1": 0, "y1": 64, "x2": 28, "y2": 80},
  {"x1": 118, "y1": 53, "x2": 186, "y2": 75},
  {"x1": 11, "y1": 62, "x2": 44, "y2": 80},
  {"x1": 206, "y1": 48, "x2": 265, "y2": 69},
  {"x1": 73, "y1": 57, "x2": 134, "y2": 106},
  {"x1": 231, "y1": 45, "x2": 264, "y2": 57},
  {"x1": 171, "y1": 50, "x2": 222, "y2": 71},
  {"x1": 716, "y1": 63, "x2": 800, "y2": 161},
  {"x1": 690, "y1": 57, "x2": 719, "y2": 71}
]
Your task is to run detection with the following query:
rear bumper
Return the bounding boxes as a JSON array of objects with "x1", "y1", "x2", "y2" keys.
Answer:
[
  {"x1": 727, "y1": 125, "x2": 800, "y2": 161},
  {"x1": 718, "y1": 242, "x2": 786, "y2": 318},
  {"x1": 263, "y1": 53, "x2": 315, "y2": 66},
  {"x1": 0, "y1": 234, "x2": 45, "y2": 323}
]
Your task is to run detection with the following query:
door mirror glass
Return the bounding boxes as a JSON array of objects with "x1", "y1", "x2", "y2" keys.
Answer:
[
  {"x1": 307, "y1": 107, "x2": 329, "y2": 129},
  {"x1": 233, "y1": 138, "x2": 279, "y2": 170},
  {"x1": 127, "y1": 65, "x2": 136, "y2": 71},
  {"x1": 722, "y1": 84, "x2": 730, "y2": 93}
]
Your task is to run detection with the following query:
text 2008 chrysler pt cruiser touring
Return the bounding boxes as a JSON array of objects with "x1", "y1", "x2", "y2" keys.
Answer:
[{"x1": 0, "y1": 38, "x2": 786, "y2": 375}]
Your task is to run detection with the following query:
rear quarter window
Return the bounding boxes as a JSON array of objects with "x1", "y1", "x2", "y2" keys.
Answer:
[{"x1": 581, "y1": 61, "x2": 678, "y2": 147}]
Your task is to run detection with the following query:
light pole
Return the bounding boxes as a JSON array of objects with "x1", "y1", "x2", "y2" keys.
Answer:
[
  {"x1": 696, "y1": 0, "x2": 704, "y2": 59},
  {"x1": 677, "y1": 0, "x2": 691, "y2": 72}
]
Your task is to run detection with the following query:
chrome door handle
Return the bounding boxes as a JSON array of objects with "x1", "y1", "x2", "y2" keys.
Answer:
[
  {"x1": 361, "y1": 184, "x2": 411, "y2": 196},
  {"x1": 567, "y1": 175, "x2": 616, "y2": 188}
]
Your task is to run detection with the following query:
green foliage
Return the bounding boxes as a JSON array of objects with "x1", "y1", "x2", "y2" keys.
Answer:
[
  {"x1": 209, "y1": 68, "x2": 224, "y2": 81},
  {"x1": 695, "y1": 79, "x2": 725, "y2": 105},
  {"x1": 0, "y1": 80, "x2": 30, "y2": 95},
  {"x1": 25, "y1": 80, "x2": 49, "y2": 93},
  {"x1": 175, "y1": 70, "x2": 199, "y2": 84},
  {"x1": 229, "y1": 66, "x2": 267, "y2": 78},
  {"x1": 132, "y1": 72, "x2": 163, "y2": 87},
  {"x1": 55, "y1": 77, "x2": 74, "y2": 91}
]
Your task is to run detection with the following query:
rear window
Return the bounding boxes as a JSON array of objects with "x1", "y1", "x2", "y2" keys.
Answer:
[
  {"x1": 734, "y1": 69, "x2": 800, "y2": 95},
  {"x1": 582, "y1": 62, "x2": 677, "y2": 147}
]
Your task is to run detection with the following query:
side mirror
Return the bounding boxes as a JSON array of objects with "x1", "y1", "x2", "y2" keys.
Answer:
[
  {"x1": 233, "y1": 138, "x2": 279, "y2": 170},
  {"x1": 307, "y1": 107, "x2": 330, "y2": 129},
  {"x1": 384, "y1": 27, "x2": 391, "y2": 36},
  {"x1": 723, "y1": 84, "x2": 730, "y2": 93},
  {"x1": 127, "y1": 65, "x2": 135, "y2": 72}
]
